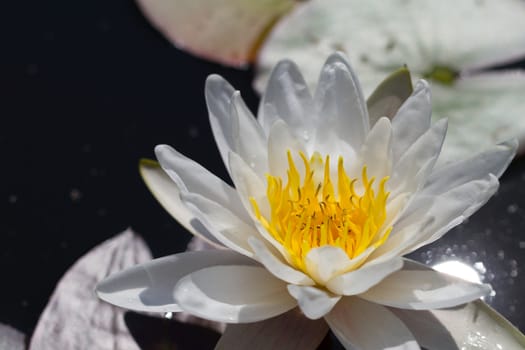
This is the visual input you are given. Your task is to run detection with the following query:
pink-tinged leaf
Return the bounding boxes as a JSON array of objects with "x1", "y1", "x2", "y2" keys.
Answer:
[
  {"x1": 29, "y1": 229, "x2": 152, "y2": 350},
  {"x1": 136, "y1": 0, "x2": 295, "y2": 67},
  {"x1": 0, "y1": 323, "x2": 25, "y2": 350}
]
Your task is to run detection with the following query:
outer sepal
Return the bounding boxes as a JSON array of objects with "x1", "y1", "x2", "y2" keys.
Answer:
[{"x1": 366, "y1": 66, "x2": 413, "y2": 125}]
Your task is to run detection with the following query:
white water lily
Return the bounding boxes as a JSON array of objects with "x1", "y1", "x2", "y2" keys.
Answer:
[
  {"x1": 97, "y1": 53, "x2": 518, "y2": 349},
  {"x1": 255, "y1": 0, "x2": 525, "y2": 163}
]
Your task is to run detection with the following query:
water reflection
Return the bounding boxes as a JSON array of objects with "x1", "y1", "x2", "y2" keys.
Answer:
[
  {"x1": 433, "y1": 260, "x2": 483, "y2": 284},
  {"x1": 433, "y1": 260, "x2": 496, "y2": 301}
]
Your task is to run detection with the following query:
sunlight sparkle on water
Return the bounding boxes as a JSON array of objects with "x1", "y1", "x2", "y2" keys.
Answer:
[{"x1": 433, "y1": 260, "x2": 482, "y2": 284}]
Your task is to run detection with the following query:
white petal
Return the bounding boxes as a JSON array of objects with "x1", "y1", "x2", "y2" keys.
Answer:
[
  {"x1": 383, "y1": 191, "x2": 411, "y2": 230},
  {"x1": 139, "y1": 159, "x2": 222, "y2": 246},
  {"x1": 248, "y1": 237, "x2": 315, "y2": 286},
  {"x1": 180, "y1": 192, "x2": 258, "y2": 257},
  {"x1": 325, "y1": 297, "x2": 419, "y2": 350},
  {"x1": 96, "y1": 250, "x2": 255, "y2": 313},
  {"x1": 388, "y1": 175, "x2": 499, "y2": 256},
  {"x1": 390, "y1": 118, "x2": 447, "y2": 195},
  {"x1": 326, "y1": 257, "x2": 403, "y2": 295},
  {"x1": 304, "y1": 245, "x2": 368, "y2": 285},
  {"x1": 174, "y1": 265, "x2": 296, "y2": 323},
  {"x1": 230, "y1": 92, "x2": 268, "y2": 175},
  {"x1": 360, "y1": 268, "x2": 491, "y2": 310},
  {"x1": 228, "y1": 151, "x2": 268, "y2": 216},
  {"x1": 253, "y1": 221, "x2": 294, "y2": 263},
  {"x1": 358, "y1": 116, "x2": 392, "y2": 181},
  {"x1": 258, "y1": 59, "x2": 314, "y2": 139},
  {"x1": 391, "y1": 80, "x2": 432, "y2": 163},
  {"x1": 423, "y1": 139, "x2": 517, "y2": 196},
  {"x1": 388, "y1": 308, "x2": 462, "y2": 350},
  {"x1": 206, "y1": 76, "x2": 268, "y2": 176},
  {"x1": 216, "y1": 309, "x2": 329, "y2": 350},
  {"x1": 314, "y1": 52, "x2": 369, "y2": 151},
  {"x1": 369, "y1": 217, "x2": 437, "y2": 262},
  {"x1": 155, "y1": 145, "x2": 250, "y2": 223},
  {"x1": 267, "y1": 119, "x2": 306, "y2": 180},
  {"x1": 287, "y1": 285, "x2": 341, "y2": 319},
  {"x1": 205, "y1": 74, "x2": 236, "y2": 169}
]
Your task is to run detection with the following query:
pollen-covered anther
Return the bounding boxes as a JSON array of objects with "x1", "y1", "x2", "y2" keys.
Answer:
[{"x1": 251, "y1": 151, "x2": 392, "y2": 274}]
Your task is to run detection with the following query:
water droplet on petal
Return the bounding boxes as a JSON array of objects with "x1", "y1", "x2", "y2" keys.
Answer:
[{"x1": 302, "y1": 130, "x2": 309, "y2": 141}]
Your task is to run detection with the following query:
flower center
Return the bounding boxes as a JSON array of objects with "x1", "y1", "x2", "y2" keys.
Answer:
[{"x1": 250, "y1": 151, "x2": 392, "y2": 273}]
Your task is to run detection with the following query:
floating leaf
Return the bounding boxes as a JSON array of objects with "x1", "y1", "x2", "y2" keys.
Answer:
[
  {"x1": 29, "y1": 229, "x2": 152, "y2": 350},
  {"x1": 136, "y1": 0, "x2": 295, "y2": 67},
  {"x1": 432, "y1": 71, "x2": 525, "y2": 160},
  {"x1": 255, "y1": 0, "x2": 525, "y2": 161},
  {"x1": 0, "y1": 323, "x2": 25, "y2": 350},
  {"x1": 427, "y1": 301, "x2": 525, "y2": 349},
  {"x1": 388, "y1": 260, "x2": 525, "y2": 349}
]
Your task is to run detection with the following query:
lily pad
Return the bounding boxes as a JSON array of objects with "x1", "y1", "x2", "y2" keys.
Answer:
[
  {"x1": 0, "y1": 323, "x2": 25, "y2": 350},
  {"x1": 430, "y1": 300, "x2": 525, "y2": 349},
  {"x1": 136, "y1": 0, "x2": 295, "y2": 67},
  {"x1": 390, "y1": 260, "x2": 525, "y2": 349},
  {"x1": 28, "y1": 229, "x2": 152, "y2": 350},
  {"x1": 255, "y1": 0, "x2": 525, "y2": 162}
]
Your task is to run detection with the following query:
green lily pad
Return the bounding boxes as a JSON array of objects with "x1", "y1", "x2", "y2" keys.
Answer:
[
  {"x1": 255, "y1": 0, "x2": 525, "y2": 162},
  {"x1": 430, "y1": 300, "x2": 525, "y2": 349},
  {"x1": 393, "y1": 260, "x2": 525, "y2": 349}
]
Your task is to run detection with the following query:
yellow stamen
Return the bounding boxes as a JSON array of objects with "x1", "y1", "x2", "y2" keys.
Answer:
[{"x1": 251, "y1": 151, "x2": 391, "y2": 273}]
